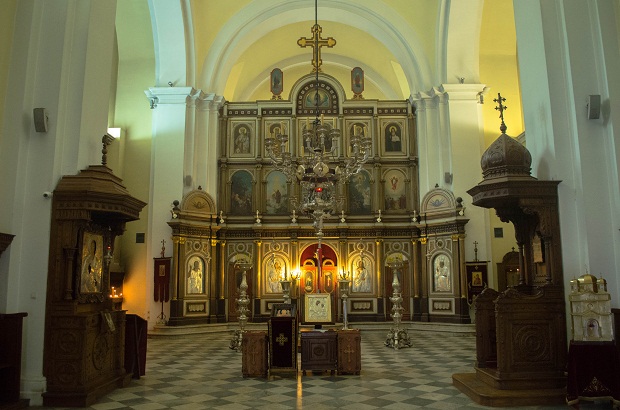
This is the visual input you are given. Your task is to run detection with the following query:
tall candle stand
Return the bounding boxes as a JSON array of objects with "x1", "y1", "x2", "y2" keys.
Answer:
[
  {"x1": 290, "y1": 270, "x2": 300, "y2": 309},
  {"x1": 338, "y1": 274, "x2": 351, "y2": 330},
  {"x1": 280, "y1": 279, "x2": 292, "y2": 304},
  {"x1": 385, "y1": 259, "x2": 412, "y2": 349},
  {"x1": 229, "y1": 261, "x2": 252, "y2": 351}
]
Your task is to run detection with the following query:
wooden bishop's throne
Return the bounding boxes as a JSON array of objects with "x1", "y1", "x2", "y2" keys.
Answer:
[{"x1": 454, "y1": 116, "x2": 567, "y2": 406}]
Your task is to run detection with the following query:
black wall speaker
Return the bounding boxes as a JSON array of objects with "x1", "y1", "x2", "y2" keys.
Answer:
[
  {"x1": 33, "y1": 108, "x2": 48, "y2": 132},
  {"x1": 587, "y1": 95, "x2": 600, "y2": 120}
]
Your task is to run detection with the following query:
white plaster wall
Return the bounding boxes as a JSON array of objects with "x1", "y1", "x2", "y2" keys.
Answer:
[
  {"x1": 143, "y1": 89, "x2": 188, "y2": 329},
  {"x1": 514, "y1": 0, "x2": 620, "y2": 308},
  {"x1": 0, "y1": 0, "x2": 118, "y2": 404},
  {"x1": 441, "y1": 84, "x2": 492, "y2": 268}
]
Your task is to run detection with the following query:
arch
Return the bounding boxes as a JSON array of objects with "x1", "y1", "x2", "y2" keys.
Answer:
[
  {"x1": 382, "y1": 169, "x2": 408, "y2": 212},
  {"x1": 290, "y1": 72, "x2": 346, "y2": 113},
  {"x1": 420, "y1": 186, "x2": 457, "y2": 217},
  {"x1": 264, "y1": 253, "x2": 289, "y2": 294},
  {"x1": 179, "y1": 188, "x2": 217, "y2": 215},
  {"x1": 240, "y1": 55, "x2": 401, "y2": 101},
  {"x1": 229, "y1": 170, "x2": 254, "y2": 215},
  {"x1": 145, "y1": 0, "x2": 194, "y2": 86},
  {"x1": 385, "y1": 252, "x2": 409, "y2": 266},
  {"x1": 348, "y1": 169, "x2": 372, "y2": 215},
  {"x1": 431, "y1": 252, "x2": 452, "y2": 292},
  {"x1": 265, "y1": 171, "x2": 289, "y2": 215},
  {"x1": 200, "y1": 1, "x2": 432, "y2": 96},
  {"x1": 299, "y1": 242, "x2": 338, "y2": 265},
  {"x1": 441, "y1": 0, "x2": 484, "y2": 84}
]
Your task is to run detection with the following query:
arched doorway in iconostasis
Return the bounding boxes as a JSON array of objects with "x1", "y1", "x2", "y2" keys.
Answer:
[{"x1": 298, "y1": 243, "x2": 339, "y2": 324}]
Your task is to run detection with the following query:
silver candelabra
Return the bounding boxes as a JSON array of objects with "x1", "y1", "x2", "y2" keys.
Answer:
[
  {"x1": 229, "y1": 261, "x2": 252, "y2": 351},
  {"x1": 338, "y1": 277, "x2": 351, "y2": 330},
  {"x1": 385, "y1": 259, "x2": 412, "y2": 349}
]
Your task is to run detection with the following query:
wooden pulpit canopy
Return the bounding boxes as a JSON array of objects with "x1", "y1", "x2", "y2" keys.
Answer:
[{"x1": 53, "y1": 165, "x2": 146, "y2": 222}]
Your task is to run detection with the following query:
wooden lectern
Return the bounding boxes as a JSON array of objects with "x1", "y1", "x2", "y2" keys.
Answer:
[{"x1": 268, "y1": 303, "x2": 297, "y2": 372}]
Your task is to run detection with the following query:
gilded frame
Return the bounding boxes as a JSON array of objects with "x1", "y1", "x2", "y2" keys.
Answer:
[
  {"x1": 379, "y1": 118, "x2": 407, "y2": 156},
  {"x1": 229, "y1": 120, "x2": 256, "y2": 158},
  {"x1": 303, "y1": 293, "x2": 333, "y2": 324},
  {"x1": 80, "y1": 231, "x2": 104, "y2": 295}
]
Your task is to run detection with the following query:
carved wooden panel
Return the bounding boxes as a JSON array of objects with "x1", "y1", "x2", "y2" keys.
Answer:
[
  {"x1": 242, "y1": 331, "x2": 268, "y2": 377},
  {"x1": 338, "y1": 329, "x2": 361, "y2": 375},
  {"x1": 43, "y1": 310, "x2": 128, "y2": 406}
]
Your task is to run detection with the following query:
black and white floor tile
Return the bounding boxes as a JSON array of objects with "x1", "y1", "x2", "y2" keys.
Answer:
[{"x1": 34, "y1": 329, "x2": 614, "y2": 409}]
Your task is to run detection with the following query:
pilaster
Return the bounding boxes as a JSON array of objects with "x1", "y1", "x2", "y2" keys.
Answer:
[
  {"x1": 144, "y1": 86, "x2": 196, "y2": 329},
  {"x1": 439, "y1": 84, "x2": 490, "y2": 263},
  {"x1": 195, "y1": 92, "x2": 225, "y2": 197}
]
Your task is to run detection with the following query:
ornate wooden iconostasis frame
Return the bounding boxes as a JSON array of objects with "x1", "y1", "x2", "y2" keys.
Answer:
[{"x1": 163, "y1": 72, "x2": 471, "y2": 325}]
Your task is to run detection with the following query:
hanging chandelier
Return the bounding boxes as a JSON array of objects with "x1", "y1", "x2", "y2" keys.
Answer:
[{"x1": 264, "y1": 0, "x2": 371, "y2": 235}]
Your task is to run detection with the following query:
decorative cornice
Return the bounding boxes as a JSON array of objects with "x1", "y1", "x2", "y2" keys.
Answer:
[
  {"x1": 228, "y1": 108, "x2": 259, "y2": 116},
  {"x1": 343, "y1": 107, "x2": 374, "y2": 115},
  {"x1": 377, "y1": 107, "x2": 408, "y2": 115},
  {"x1": 467, "y1": 180, "x2": 561, "y2": 210},
  {"x1": 261, "y1": 108, "x2": 293, "y2": 116},
  {"x1": 196, "y1": 92, "x2": 225, "y2": 111}
]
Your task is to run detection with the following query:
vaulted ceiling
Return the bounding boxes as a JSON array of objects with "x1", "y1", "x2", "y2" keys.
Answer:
[{"x1": 116, "y1": 0, "x2": 516, "y2": 105}]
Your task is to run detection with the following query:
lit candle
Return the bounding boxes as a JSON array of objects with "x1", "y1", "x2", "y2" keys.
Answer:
[
  {"x1": 256, "y1": 210, "x2": 259, "y2": 218},
  {"x1": 364, "y1": 125, "x2": 368, "y2": 135}
]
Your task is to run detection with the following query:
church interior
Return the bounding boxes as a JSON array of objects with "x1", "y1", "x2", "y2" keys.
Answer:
[{"x1": 1, "y1": 0, "x2": 620, "y2": 408}]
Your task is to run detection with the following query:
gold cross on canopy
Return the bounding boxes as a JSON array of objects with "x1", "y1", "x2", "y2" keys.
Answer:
[
  {"x1": 297, "y1": 24, "x2": 336, "y2": 72},
  {"x1": 493, "y1": 93, "x2": 508, "y2": 133}
]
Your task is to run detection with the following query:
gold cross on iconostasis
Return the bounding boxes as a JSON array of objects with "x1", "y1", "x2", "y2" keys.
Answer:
[{"x1": 297, "y1": 24, "x2": 336, "y2": 72}]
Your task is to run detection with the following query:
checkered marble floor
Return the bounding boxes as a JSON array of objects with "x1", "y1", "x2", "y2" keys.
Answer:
[{"x1": 34, "y1": 329, "x2": 614, "y2": 409}]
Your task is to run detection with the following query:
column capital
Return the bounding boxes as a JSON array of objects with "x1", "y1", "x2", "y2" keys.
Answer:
[
  {"x1": 439, "y1": 84, "x2": 487, "y2": 101},
  {"x1": 196, "y1": 92, "x2": 226, "y2": 111},
  {"x1": 144, "y1": 86, "x2": 199, "y2": 106}
]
